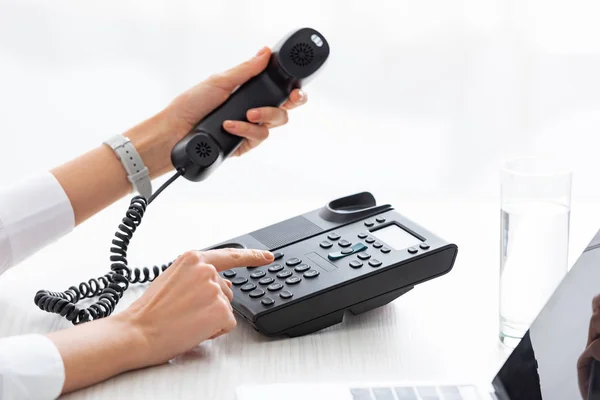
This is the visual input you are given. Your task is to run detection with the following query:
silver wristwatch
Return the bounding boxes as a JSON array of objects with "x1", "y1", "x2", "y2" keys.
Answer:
[{"x1": 103, "y1": 134, "x2": 153, "y2": 199}]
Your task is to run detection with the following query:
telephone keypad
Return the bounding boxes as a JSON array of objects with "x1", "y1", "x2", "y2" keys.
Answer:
[
  {"x1": 250, "y1": 270, "x2": 266, "y2": 279},
  {"x1": 267, "y1": 283, "x2": 283, "y2": 291},
  {"x1": 261, "y1": 297, "x2": 275, "y2": 306},
  {"x1": 241, "y1": 283, "x2": 256, "y2": 292},
  {"x1": 369, "y1": 259, "x2": 382, "y2": 268},
  {"x1": 304, "y1": 270, "x2": 320, "y2": 278},
  {"x1": 285, "y1": 276, "x2": 302, "y2": 285},
  {"x1": 294, "y1": 264, "x2": 311, "y2": 273},
  {"x1": 277, "y1": 270, "x2": 293, "y2": 279},
  {"x1": 268, "y1": 264, "x2": 284, "y2": 273},
  {"x1": 286, "y1": 258, "x2": 302, "y2": 267},
  {"x1": 232, "y1": 277, "x2": 248, "y2": 285},
  {"x1": 259, "y1": 277, "x2": 275, "y2": 285},
  {"x1": 249, "y1": 289, "x2": 265, "y2": 298}
]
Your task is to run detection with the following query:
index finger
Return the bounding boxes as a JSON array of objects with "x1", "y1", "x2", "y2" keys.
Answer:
[{"x1": 199, "y1": 248, "x2": 274, "y2": 271}]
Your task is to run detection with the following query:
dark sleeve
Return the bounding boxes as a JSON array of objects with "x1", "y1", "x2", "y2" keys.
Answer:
[{"x1": 493, "y1": 331, "x2": 543, "y2": 399}]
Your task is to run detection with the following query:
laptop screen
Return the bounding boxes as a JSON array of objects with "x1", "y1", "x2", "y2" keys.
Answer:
[{"x1": 492, "y1": 229, "x2": 600, "y2": 399}]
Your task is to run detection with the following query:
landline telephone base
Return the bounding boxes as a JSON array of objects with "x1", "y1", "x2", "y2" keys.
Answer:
[
  {"x1": 281, "y1": 285, "x2": 413, "y2": 337},
  {"x1": 210, "y1": 191, "x2": 458, "y2": 337}
]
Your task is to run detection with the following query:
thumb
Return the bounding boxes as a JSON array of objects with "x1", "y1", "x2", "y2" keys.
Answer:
[
  {"x1": 206, "y1": 46, "x2": 271, "y2": 92},
  {"x1": 200, "y1": 248, "x2": 274, "y2": 271}
]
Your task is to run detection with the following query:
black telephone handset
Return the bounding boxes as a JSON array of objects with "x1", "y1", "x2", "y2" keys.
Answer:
[
  {"x1": 171, "y1": 27, "x2": 329, "y2": 182},
  {"x1": 34, "y1": 28, "x2": 330, "y2": 324}
]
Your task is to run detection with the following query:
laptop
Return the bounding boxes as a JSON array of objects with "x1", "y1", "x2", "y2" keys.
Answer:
[{"x1": 236, "y1": 229, "x2": 600, "y2": 400}]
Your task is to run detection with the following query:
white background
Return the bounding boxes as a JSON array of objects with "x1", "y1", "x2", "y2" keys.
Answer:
[{"x1": 2, "y1": 0, "x2": 600, "y2": 206}]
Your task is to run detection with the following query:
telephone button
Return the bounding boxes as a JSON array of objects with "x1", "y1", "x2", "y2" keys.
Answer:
[
  {"x1": 294, "y1": 264, "x2": 310, "y2": 273},
  {"x1": 259, "y1": 277, "x2": 275, "y2": 285},
  {"x1": 267, "y1": 283, "x2": 283, "y2": 291},
  {"x1": 364, "y1": 220, "x2": 375, "y2": 227},
  {"x1": 341, "y1": 248, "x2": 354, "y2": 255},
  {"x1": 408, "y1": 247, "x2": 418, "y2": 254},
  {"x1": 250, "y1": 270, "x2": 266, "y2": 279},
  {"x1": 304, "y1": 270, "x2": 320, "y2": 278},
  {"x1": 286, "y1": 276, "x2": 302, "y2": 285},
  {"x1": 327, "y1": 232, "x2": 341, "y2": 240},
  {"x1": 349, "y1": 260, "x2": 363, "y2": 269},
  {"x1": 420, "y1": 243, "x2": 430, "y2": 250},
  {"x1": 241, "y1": 283, "x2": 256, "y2": 292},
  {"x1": 357, "y1": 252, "x2": 371, "y2": 260},
  {"x1": 369, "y1": 259, "x2": 382, "y2": 268},
  {"x1": 249, "y1": 289, "x2": 265, "y2": 298},
  {"x1": 286, "y1": 258, "x2": 302, "y2": 267},
  {"x1": 381, "y1": 247, "x2": 391, "y2": 254},
  {"x1": 223, "y1": 270, "x2": 236, "y2": 278},
  {"x1": 373, "y1": 242, "x2": 383, "y2": 249},
  {"x1": 357, "y1": 233, "x2": 368, "y2": 239},
  {"x1": 339, "y1": 239, "x2": 352, "y2": 248},
  {"x1": 365, "y1": 237, "x2": 375, "y2": 244},
  {"x1": 261, "y1": 297, "x2": 275, "y2": 306},
  {"x1": 280, "y1": 291, "x2": 293, "y2": 299},
  {"x1": 320, "y1": 241, "x2": 333, "y2": 249},
  {"x1": 272, "y1": 252, "x2": 284, "y2": 260},
  {"x1": 376, "y1": 217, "x2": 386, "y2": 223},
  {"x1": 277, "y1": 270, "x2": 293, "y2": 279},
  {"x1": 268, "y1": 264, "x2": 284, "y2": 273},
  {"x1": 232, "y1": 277, "x2": 248, "y2": 285}
]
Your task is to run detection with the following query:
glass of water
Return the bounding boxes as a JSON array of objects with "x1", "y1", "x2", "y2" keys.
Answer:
[{"x1": 500, "y1": 156, "x2": 572, "y2": 348}]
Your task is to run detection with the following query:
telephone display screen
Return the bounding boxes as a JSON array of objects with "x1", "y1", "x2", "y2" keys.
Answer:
[{"x1": 371, "y1": 224, "x2": 421, "y2": 250}]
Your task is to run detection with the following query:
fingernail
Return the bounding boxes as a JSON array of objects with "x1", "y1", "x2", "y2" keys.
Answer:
[
  {"x1": 247, "y1": 109, "x2": 260, "y2": 121},
  {"x1": 224, "y1": 120, "x2": 236, "y2": 129},
  {"x1": 263, "y1": 251, "x2": 274, "y2": 261},
  {"x1": 256, "y1": 46, "x2": 269, "y2": 57},
  {"x1": 297, "y1": 90, "x2": 305, "y2": 102}
]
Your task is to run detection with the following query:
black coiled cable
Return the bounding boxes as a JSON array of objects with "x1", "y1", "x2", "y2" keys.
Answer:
[{"x1": 33, "y1": 170, "x2": 183, "y2": 324}]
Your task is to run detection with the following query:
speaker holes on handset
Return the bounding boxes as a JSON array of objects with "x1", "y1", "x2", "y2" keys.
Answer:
[
  {"x1": 290, "y1": 43, "x2": 314, "y2": 67},
  {"x1": 195, "y1": 141, "x2": 212, "y2": 158},
  {"x1": 310, "y1": 34, "x2": 323, "y2": 47}
]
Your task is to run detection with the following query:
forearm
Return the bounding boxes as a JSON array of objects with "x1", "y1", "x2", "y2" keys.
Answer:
[
  {"x1": 51, "y1": 110, "x2": 180, "y2": 226},
  {"x1": 47, "y1": 312, "x2": 150, "y2": 394}
]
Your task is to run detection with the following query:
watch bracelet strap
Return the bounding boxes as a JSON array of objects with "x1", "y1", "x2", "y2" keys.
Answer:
[{"x1": 103, "y1": 135, "x2": 153, "y2": 199}]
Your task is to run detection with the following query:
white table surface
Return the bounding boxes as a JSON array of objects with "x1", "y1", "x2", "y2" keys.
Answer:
[{"x1": 1, "y1": 195, "x2": 599, "y2": 399}]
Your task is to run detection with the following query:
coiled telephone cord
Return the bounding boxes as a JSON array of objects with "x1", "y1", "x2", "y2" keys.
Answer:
[{"x1": 33, "y1": 169, "x2": 183, "y2": 325}]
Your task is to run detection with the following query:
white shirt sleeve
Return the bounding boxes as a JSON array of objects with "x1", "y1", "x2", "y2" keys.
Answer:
[
  {"x1": 0, "y1": 172, "x2": 74, "y2": 399},
  {"x1": 0, "y1": 172, "x2": 74, "y2": 274},
  {"x1": 0, "y1": 335, "x2": 65, "y2": 400}
]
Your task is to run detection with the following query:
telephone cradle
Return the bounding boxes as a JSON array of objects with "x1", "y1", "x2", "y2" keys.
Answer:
[{"x1": 206, "y1": 192, "x2": 458, "y2": 337}]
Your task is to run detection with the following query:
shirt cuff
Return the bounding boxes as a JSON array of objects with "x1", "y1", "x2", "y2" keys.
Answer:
[
  {"x1": 0, "y1": 334, "x2": 65, "y2": 400},
  {"x1": 0, "y1": 172, "x2": 74, "y2": 274}
]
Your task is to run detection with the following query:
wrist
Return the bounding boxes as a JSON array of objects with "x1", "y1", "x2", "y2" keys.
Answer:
[
  {"x1": 108, "y1": 312, "x2": 152, "y2": 372},
  {"x1": 123, "y1": 109, "x2": 183, "y2": 179}
]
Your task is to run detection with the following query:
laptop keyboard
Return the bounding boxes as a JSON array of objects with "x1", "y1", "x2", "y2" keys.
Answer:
[{"x1": 350, "y1": 385, "x2": 483, "y2": 400}]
